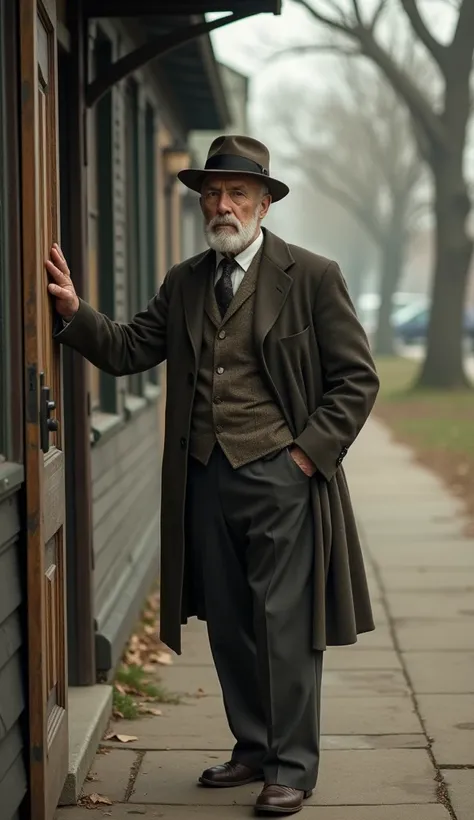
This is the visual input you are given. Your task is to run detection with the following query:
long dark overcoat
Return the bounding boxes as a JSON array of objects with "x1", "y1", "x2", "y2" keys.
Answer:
[{"x1": 58, "y1": 229, "x2": 380, "y2": 654}]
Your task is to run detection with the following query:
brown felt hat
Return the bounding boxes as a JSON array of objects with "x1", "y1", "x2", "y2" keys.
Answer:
[{"x1": 178, "y1": 135, "x2": 289, "y2": 203}]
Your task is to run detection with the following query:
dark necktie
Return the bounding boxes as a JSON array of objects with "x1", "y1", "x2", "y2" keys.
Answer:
[{"x1": 215, "y1": 258, "x2": 235, "y2": 319}]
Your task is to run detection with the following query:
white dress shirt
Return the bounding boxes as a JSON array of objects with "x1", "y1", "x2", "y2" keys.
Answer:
[{"x1": 214, "y1": 230, "x2": 263, "y2": 294}]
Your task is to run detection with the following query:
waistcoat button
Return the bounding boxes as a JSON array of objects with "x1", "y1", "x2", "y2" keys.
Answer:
[
  {"x1": 180, "y1": 437, "x2": 187, "y2": 449},
  {"x1": 216, "y1": 366, "x2": 225, "y2": 375},
  {"x1": 216, "y1": 425, "x2": 223, "y2": 434},
  {"x1": 218, "y1": 330, "x2": 226, "y2": 340}
]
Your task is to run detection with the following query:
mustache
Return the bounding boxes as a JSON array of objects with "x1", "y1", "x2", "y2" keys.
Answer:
[{"x1": 207, "y1": 214, "x2": 242, "y2": 231}]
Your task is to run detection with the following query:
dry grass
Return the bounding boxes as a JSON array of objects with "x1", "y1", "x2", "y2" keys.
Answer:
[{"x1": 374, "y1": 356, "x2": 474, "y2": 534}]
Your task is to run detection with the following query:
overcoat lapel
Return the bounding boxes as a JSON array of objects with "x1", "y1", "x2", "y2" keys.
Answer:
[
  {"x1": 254, "y1": 230, "x2": 295, "y2": 352},
  {"x1": 183, "y1": 249, "x2": 214, "y2": 362}
]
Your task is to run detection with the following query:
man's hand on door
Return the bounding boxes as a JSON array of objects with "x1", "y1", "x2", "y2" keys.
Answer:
[{"x1": 46, "y1": 244, "x2": 80, "y2": 321}]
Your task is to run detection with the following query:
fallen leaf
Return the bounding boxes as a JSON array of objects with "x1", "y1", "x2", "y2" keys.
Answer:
[
  {"x1": 88, "y1": 793, "x2": 113, "y2": 806},
  {"x1": 104, "y1": 732, "x2": 138, "y2": 743},
  {"x1": 156, "y1": 651, "x2": 173, "y2": 666},
  {"x1": 139, "y1": 706, "x2": 162, "y2": 716}
]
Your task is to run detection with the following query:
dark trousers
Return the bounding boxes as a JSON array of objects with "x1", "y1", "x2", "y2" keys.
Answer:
[{"x1": 186, "y1": 446, "x2": 323, "y2": 791}]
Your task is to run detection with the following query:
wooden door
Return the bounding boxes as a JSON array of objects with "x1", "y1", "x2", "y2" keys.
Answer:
[{"x1": 20, "y1": 1, "x2": 69, "y2": 816}]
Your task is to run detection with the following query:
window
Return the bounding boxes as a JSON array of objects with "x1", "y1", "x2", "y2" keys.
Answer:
[
  {"x1": 145, "y1": 103, "x2": 159, "y2": 385},
  {"x1": 86, "y1": 26, "x2": 162, "y2": 440},
  {"x1": 124, "y1": 79, "x2": 143, "y2": 397},
  {"x1": 91, "y1": 30, "x2": 117, "y2": 418},
  {"x1": 0, "y1": 4, "x2": 22, "y2": 468}
]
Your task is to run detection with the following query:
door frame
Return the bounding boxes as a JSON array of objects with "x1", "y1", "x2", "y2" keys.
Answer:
[
  {"x1": 58, "y1": 0, "x2": 96, "y2": 687},
  {"x1": 19, "y1": 1, "x2": 69, "y2": 815}
]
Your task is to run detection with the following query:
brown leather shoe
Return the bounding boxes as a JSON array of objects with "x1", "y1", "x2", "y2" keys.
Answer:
[
  {"x1": 254, "y1": 784, "x2": 313, "y2": 815},
  {"x1": 199, "y1": 760, "x2": 264, "y2": 788}
]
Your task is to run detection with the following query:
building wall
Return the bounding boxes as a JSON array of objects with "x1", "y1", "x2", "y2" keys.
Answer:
[
  {"x1": 0, "y1": 489, "x2": 27, "y2": 820},
  {"x1": 0, "y1": 3, "x2": 27, "y2": 815},
  {"x1": 85, "y1": 20, "x2": 169, "y2": 677}
]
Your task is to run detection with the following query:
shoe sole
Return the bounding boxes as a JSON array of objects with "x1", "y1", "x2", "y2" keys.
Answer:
[
  {"x1": 254, "y1": 790, "x2": 313, "y2": 815},
  {"x1": 199, "y1": 773, "x2": 264, "y2": 788}
]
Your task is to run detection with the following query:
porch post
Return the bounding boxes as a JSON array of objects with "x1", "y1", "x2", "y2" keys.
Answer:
[{"x1": 63, "y1": 0, "x2": 96, "y2": 686}]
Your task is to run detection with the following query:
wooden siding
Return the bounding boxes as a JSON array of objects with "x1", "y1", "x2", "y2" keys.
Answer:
[
  {"x1": 0, "y1": 492, "x2": 27, "y2": 819},
  {"x1": 91, "y1": 404, "x2": 161, "y2": 675}
]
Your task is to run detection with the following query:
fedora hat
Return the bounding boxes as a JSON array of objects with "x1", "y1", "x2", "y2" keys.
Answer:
[{"x1": 177, "y1": 135, "x2": 289, "y2": 203}]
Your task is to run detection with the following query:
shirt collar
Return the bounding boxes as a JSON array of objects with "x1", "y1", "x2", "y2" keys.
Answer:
[{"x1": 215, "y1": 230, "x2": 264, "y2": 272}]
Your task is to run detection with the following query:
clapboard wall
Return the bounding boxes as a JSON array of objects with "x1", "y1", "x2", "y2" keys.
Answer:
[
  {"x1": 0, "y1": 488, "x2": 27, "y2": 819},
  {"x1": 91, "y1": 403, "x2": 161, "y2": 678}
]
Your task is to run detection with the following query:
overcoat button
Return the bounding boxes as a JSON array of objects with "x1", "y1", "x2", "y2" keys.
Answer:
[{"x1": 180, "y1": 437, "x2": 187, "y2": 449}]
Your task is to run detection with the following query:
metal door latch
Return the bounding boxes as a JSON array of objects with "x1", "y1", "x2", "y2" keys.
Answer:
[{"x1": 39, "y1": 372, "x2": 58, "y2": 453}]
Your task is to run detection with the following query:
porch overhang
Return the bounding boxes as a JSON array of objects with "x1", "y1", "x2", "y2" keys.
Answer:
[
  {"x1": 85, "y1": 1, "x2": 281, "y2": 16},
  {"x1": 85, "y1": 2, "x2": 281, "y2": 108}
]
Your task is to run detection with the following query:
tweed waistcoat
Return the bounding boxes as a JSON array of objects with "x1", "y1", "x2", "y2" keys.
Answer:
[{"x1": 189, "y1": 247, "x2": 293, "y2": 468}]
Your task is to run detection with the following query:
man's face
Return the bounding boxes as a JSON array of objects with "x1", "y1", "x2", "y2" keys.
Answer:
[{"x1": 200, "y1": 174, "x2": 271, "y2": 255}]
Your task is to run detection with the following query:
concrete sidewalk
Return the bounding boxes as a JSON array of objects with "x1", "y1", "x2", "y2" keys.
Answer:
[{"x1": 56, "y1": 419, "x2": 474, "y2": 819}]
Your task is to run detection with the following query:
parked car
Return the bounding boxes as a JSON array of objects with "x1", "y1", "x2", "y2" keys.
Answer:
[
  {"x1": 356, "y1": 291, "x2": 426, "y2": 337},
  {"x1": 394, "y1": 303, "x2": 474, "y2": 349}
]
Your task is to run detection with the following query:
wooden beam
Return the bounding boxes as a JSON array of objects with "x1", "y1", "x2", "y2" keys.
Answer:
[
  {"x1": 85, "y1": 0, "x2": 280, "y2": 17},
  {"x1": 85, "y1": 11, "x2": 258, "y2": 107}
]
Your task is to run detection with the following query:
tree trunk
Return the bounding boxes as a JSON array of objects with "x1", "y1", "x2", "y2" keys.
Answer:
[
  {"x1": 374, "y1": 228, "x2": 405, "y2": 356},
  {"x1": 417, "y1": 157, "x2": 473, "y2": 388},
  {"x1": 345, "y1": 244, "x2": 369, "y2": 309}
]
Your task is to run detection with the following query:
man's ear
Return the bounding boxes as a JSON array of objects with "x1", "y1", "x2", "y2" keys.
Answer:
[{"x1": 260, "y1": 195, "x2": 272, "y2": 219}]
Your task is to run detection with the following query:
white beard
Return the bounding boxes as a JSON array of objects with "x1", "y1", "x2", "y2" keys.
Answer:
[{"x1": 204, "y1": 209, "x2": 260, "y2": 256}]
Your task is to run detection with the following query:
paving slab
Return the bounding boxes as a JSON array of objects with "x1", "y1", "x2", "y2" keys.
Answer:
[
  {"x1": 403, "y1": 652, "x2": 474, "y2": 694},
  {"x1": 55, "y1": 805, "x2": 451, "y2": 820},
  {"x1": 417, "y1": 694, "x2": 474, "y2": 765},
  {"x1": 387, "y1": 591, "x2": 474, "y2": 620},
  {"x1": 321, "y1": 734, "x2": 426, "y2": 750},
  {"x1": 131, "y1": 749, "x2": 437, "y2": 805},
  {"x1": 321, "y1": 696, "x2": 422, "y2": 735},
  {"x1": 371, "y1": 541, "x2": 474, "y2": 568},
  {"x1": 161, "y1": 667, "x2": 409, "y2": 700},
  {"x1": 81, "y1": 749, "x2": 137, "y2": 803},
  {"x1": 101, "y1": 695, "x2": 421, "y2": 751},
  {"x1": 395, "y1": 621, "x2": 474, "y2": 651},
  {"x1": 443, "y1": 769, "x2": 474, "y2": 820},
  {"x1": 324, "y1": 649, "x2": 402, "y2": 671},
  {"x1": 345, "y1": 625, "x2": 394, "y2": 650},
  {"x1": 323, "y1": 669, "x2": 409, "y2": 698},
  {"x1": 379, "y1": 567, "x2": 474, "y2": 592}
]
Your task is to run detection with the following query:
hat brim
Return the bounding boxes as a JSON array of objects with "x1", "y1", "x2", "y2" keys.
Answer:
[{"x1": 177, "y1": 168, "x2": 289, "y2": 203}]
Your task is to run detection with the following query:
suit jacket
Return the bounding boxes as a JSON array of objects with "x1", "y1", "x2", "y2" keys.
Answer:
[{"x1": 57, "y1": 228, "x2": 380, "y2": 654}]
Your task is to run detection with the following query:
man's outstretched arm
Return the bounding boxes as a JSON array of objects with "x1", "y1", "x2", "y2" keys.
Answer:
[{"x1": 47, "y1": 243, "x2": 169, "y2": 376}]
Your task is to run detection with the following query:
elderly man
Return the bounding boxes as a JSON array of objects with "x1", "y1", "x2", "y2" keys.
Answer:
[{"x1": 47, "y1": 136, "x2": 379, "y2": 816}]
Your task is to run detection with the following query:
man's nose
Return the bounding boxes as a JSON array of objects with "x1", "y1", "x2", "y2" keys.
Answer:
[{"x1": 217, "y1": 193, "x2": 232, "y2": 214}]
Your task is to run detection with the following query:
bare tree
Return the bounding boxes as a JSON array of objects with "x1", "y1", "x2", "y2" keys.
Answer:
[
  {"x1": 274, "y1": 0, "x2": 474, "y2": 387},
  {"x1": 270, "y1": 59, "x2": 426, "y2": 355}
]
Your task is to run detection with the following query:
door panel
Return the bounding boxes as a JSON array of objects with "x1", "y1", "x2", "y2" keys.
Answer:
[{"x1": 19, "y1": 1, "x2": 68, "y2": 817}]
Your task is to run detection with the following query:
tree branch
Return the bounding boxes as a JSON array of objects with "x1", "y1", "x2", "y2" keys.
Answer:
[
  {"x1": 302, "y1": 163, "x2": 384, "y2": 243},
  {"x1": 351, "y1": 0, "x2": 363, "y2": 24},
  {"x1": 289, "y1": 1, "x2": 448, "y2": 158},
  {"x1": 369, "y1": 0, "x2": 389, "y2": 32},
  {"x1": 450, "y1": 0, "x2": 474, "y2": 65},
  {"x1": 266, "y1": 43, "x2": 360, "y2": 63},
  {"x1": 399, "y1": 0, "x2": 447, "y2": 69},
  {"x1": 293, "y1": 0, "x2": 356, "y2": 34}
]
